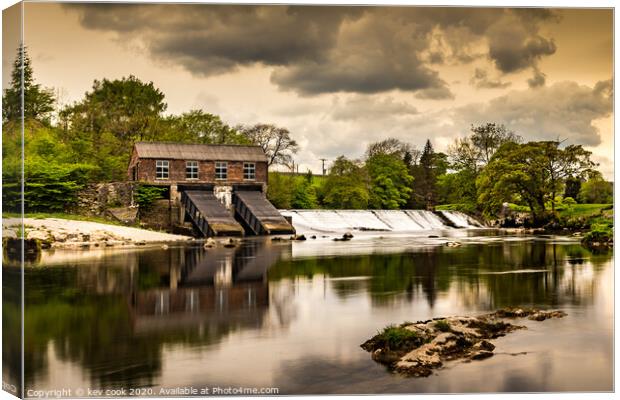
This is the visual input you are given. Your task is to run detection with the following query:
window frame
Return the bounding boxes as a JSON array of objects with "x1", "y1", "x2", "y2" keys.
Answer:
[
  {"x1": 215, "y1": 161, "x2": 228, "y2": 180},
  {"x1": 243, "y1": 162, "x2": 256, "y2": 180},
  {"x1": 155, "y1": 160, "x2": 169, "y2": 180},
  {"x1": 186, "y1": 160, "x2": 199, "y2": 180}
]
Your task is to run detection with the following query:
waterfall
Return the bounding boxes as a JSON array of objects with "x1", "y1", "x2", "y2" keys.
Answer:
[{"x1": 280, "y1": 209, "x2": 483, "y2": 233}]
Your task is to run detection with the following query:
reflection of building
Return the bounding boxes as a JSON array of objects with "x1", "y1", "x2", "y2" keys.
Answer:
[{"x1": 127, "y1": 241, "x2": 291, "y2": 333}]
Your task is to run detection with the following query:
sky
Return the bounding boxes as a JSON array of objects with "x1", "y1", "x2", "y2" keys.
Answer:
[{"x1": 2, "y1": 2, "x2": 614, "y2": 178}]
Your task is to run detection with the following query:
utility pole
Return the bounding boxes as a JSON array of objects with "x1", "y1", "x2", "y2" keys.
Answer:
[{"x1": 320, "y1": 158, "x2": 327, "y2": 176}]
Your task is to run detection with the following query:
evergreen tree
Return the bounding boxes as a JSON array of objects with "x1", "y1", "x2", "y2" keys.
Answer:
[
  {"x1": 2, "y1": 45, "x2": 55, "y2": 124},
  {"x1": 411, "y1": 140, "x2": 438, "y2": 210}
]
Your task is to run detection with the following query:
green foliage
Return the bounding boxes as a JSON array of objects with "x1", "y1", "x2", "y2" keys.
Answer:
[
  {"x1": 564, "y1": 177, "x2": 582, "y2": 202},
  {"x1": 366, "y1": 153, "x2": 413, "y2": 209},
  {"x1": 434, "y1": 320, "x2": 451, "y2": 332},
  {"x1": 292, "y1": 178, "x2": 318, "y2": 209},
  {"x1": 322, "y1": 156, "x2": 369, "y2": 209},
  {"x1": 435, "y1": 203, "x2": 478, "y2": 214},
  {"x1": 4, "y1": 159, "x2": 95, "y2": 212},
  {"x1": 161, "y1": 110, "x2": 249, "y2": 145},
  {"x1": 409, "y1": 140, "x2": 441, "y2": 209},
  {"x1": 578, "y1": 178, "x2": 613, "y2": 204},
  {"x1": 477, "y1": 141, "x2": 595, "y2": 223},
  {"x1": 134, "y1": 185, "x2": 167, "y2": 210},
  {"x1": 375, "y1": 325, "x2": 422, "y2": 350},
  {"x1": 437, "y1": 170, "x2": 478, "y2": 211},
  {"x1": 582, "y1": 223, "x2": 613, "y2": 246},
  {"x1": 267, "y1": 173, "x2": 295, "y2": 209},
  {"x1": 2, "y1": 45, "x2": 55, "y2": 124}
]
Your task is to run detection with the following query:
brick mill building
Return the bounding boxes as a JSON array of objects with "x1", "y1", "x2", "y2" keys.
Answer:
[{"x1": 127, "y1": 142, "x2": 294, "y2": 237}]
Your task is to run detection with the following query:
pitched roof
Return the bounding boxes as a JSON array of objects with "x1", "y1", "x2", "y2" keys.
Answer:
[{"x1": 133, "y1": 142, "x2": 268, "y2": 162}]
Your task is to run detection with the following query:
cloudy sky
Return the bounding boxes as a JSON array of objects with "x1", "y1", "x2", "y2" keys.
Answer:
[{"x1": 2, "y1": 3, "x2": 614, "y2": 177}]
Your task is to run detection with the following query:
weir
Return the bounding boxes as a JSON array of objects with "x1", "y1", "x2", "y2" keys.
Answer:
[
  {"x1": 280, "y1": 209, "x2": 483, "y2": 233},
  {"x1": 180, "y1": 191, "x2": 245, "y2": 237},
  {"x1": 233, "y1": 190, "x2": 296, "y2": 235}
]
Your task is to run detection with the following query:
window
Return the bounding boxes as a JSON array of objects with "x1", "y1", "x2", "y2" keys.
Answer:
[
  {"x1": 244, "y1": 162, "x2": 256, "y2": 180},
  {"x1": 186, "y1": 161, "x2": 199, "y2": 180},
  {"x1": 215, "y1": 161, "x2": 227, "y2": 180},
  {"x1": 156, "y1": 160, "x2": 169, "y2": 179}
]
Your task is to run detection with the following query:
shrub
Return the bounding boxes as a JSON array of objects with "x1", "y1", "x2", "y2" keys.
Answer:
[
  {"x1": 375, "y1": 325, "x2": 423, "y2": 350},
  {"x1": 134, "y1": 185, "x2": 166, "y2": 210},
  {"x1": 434, "y1": 320, "x2": 451, "y2": 332}
]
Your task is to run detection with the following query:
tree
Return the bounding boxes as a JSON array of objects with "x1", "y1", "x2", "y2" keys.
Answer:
[
  {"x1": 238, "y1": 123, "x2": 299, "y2": 167},
  {"x1": 291, "y1": 175, "x2": 318, "y2": 209},
  {"x1": 365, "y1": 138, "x2": 414, "y2": 159},
  {"x1": 470, "y1": 123, "x2": 521, "y2": 164},
  {"x1": 578, "y1": 178, "x2": 613, "y2": 204},
  {"x1": 162, "y1": 110, "x2": 249, "y2": 145},
  {"x1": 410, "y1": 140, "x2": 440, "y2": 210},
  {"x1": 564, "y1": 177, "x2": 583, "y2": 202},
  {"x1": 266, "y1": 172, "x2": 294, "y2": 209},
  {"x1": 538, "y1": 141, "x2": 596, "y2": 212},
  {"x1": 437, "y1": 169, "x2": 478, "y2": 212},
  {"x1": 60, "y1": 76, "x2": 168, "y2": 180},
  {"x1": 477, "y1": 141, "x2": 595, "y2": 223},
  {"x1": 322, "y1": 156, "x2": 369, "y2": 209},
  {"x1": 366, "y1": 153, "x2": 413, "y2": 209},
  {"x1": 2, "y1": 45, "x2": 55, "y2": 124},
  {"x1": 62, "y1": 75, "x2": 167, "y2": 143}
]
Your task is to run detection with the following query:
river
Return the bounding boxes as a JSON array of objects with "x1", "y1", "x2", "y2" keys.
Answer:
[{"x1": 3, "y1": 230, "x2": 613, "y2": 395}]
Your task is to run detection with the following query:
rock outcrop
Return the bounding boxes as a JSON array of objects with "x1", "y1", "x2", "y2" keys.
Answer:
[{"x1": 361, "y1": 308, "x2": 566, "y2": 377}]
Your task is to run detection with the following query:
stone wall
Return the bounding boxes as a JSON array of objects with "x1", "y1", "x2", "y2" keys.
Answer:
[
  {"x1": 74, "y1": 182, "x2": 136, "y2": 216},
  {"x1": 139, "y1": 199, "x2": 180, "y2": 231}
]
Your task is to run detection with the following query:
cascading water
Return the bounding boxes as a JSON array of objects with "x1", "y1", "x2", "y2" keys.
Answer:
[{"x1": 280, "y1": 209, "x2": 483, "y2": 233}]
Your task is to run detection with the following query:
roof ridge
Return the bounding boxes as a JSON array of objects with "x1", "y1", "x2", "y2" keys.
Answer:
[{"x1": 135, "y1": 141, "x2": 261, "y2": 148}]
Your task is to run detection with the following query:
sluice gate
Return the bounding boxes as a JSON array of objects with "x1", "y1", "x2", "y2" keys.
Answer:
[
  {"x1": 233, "y1": 190, "x2": 296, "y2": 235},
  {"x1": 180, "y1": 191, "x2": 245, "y2": 237}
]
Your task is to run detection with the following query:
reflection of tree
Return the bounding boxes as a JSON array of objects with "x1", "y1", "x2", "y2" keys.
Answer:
[
  {"x1": 268, "y1": 242, "x2": 611, "y2": 310},
  {"x1": 3, "y1": 268, "x2": 23, "y2": 395}
]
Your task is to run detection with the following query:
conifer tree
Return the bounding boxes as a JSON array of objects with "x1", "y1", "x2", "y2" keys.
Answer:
[{"x1": 2, "y1": 45, "x2": 55, "y2": 124}]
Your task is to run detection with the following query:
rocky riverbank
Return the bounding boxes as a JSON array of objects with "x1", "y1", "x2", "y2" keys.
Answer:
[
  {"x1": 361, "y1": 308, "x2": 566, "y2": 377},
  {"x1": 2, "y1": 218, "x2": 193, "y2": 249}
]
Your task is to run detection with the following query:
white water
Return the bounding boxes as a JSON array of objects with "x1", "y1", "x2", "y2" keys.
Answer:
[{"x1": 280, "y1": 209, "x2": 483, "y2": 234}]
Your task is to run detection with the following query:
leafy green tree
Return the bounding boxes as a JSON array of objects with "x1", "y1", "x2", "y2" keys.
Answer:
[
  {"x1": 564, "y1": 177, "x2": 583, "y2": 203},
  {"x1": 437, "y1": 169, "x2": 478, "y2": 211},
  {"x1": 267, "y1": 172, "x2": 294, "y2": 209},
  {"x1": 63, "y1": 75, "x2": 166, "y2": 142},
  {"x1": 578, "y1": 178, "x2": 613, "y2": 204},
  {"x1": 60, "y1": 76, "x2": 167, "y2": 180},
  {"x1": 322, "y1": 156, "x2": 369, "y2": 209},
  {"x1": 477, "y1": 141, "x2": 595, "y2": 223},
  {"x1": 366, "y1": 153, "x2": 413, "y2": 209},
  {"x1": 2, "y1": 45, "x2": 55, "y2": 124},
  {"x1": 540, "y1": 142, "x2": 596, "y2": 211},
  {"x1": 162, "y1": 110, "x2": 249, "y2": 145},
  {"x1": 291, "y1": 177, "x2": 318, "y2": 209}
]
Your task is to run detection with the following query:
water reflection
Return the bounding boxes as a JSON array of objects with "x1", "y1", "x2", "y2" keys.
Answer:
[{"x1": 7, "y1": 238, "x2": 613, "y2": 393}]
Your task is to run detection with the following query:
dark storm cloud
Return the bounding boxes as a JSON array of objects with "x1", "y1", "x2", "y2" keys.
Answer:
[
  {"x1": 470, "y1": 68, "x2": 511, "y2": 89},
  {"x1": 454, "y1": 80, "x2": 613, "y2": 146},
  {"x1": 66, "y1": 4, "x2": 560, "y2": 96},
  {"x1": 527, "y1": 68, "x2": 547, "y2": 88}
]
